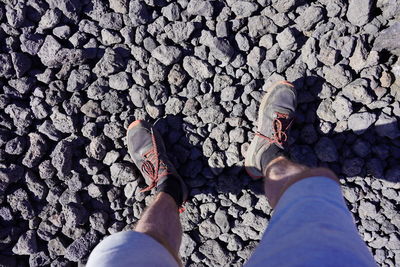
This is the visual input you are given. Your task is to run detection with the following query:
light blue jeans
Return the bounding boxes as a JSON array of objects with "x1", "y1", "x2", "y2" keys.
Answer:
[{"x1": 87, "y1": 177, "x2": 376, "y2": 266}]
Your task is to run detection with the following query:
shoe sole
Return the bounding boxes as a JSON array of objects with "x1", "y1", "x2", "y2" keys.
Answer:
[{"x1": 244, "y1": 81, "x2": 294, "y2": 180}]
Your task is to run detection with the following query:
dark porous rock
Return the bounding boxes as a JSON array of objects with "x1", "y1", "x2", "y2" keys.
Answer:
[
  {"x1": 231, "y1": 1, "x2": 258, "y2": 18},
  {"x1": 183, "y1": 56, "x2": 214, "y2": 81},
  {"x1": 37, "y1": 219, "x2": 59, "y2": 241},
  {"x1": 51, "y1": 140, "x2": 73, "y2": 176},
  {"x1": 198, "y1": 106, "x2": 224, "y2": 124},
  {"x1": 9, "y1": 77, "x2": 35, "y2": 95},
  {"x1": 165, "y1": 22, "x2": 196, "y2": 43},
  {"x1": 8, "y1": 189, "x2": 35, "y2": 219},
  {"x1": 63, "y1": 203, "x2": 88, "y2": 228},
  {"x1": 290, "y1": 145, "x2": 318, "y2": 167},
  {"x1": 38, "y1": 9, "x2": 62, "y2": 32},
  {"x1": 161, "y1": 3, "x2": 180, "y2": 21},
  {"x1": 48, "y1": 237, "x2": 67, "y2": 258},
  {"x1": 66, "y1": 69, "x2": 91, "y2": 92},
  {"x1": 373, "y1": 22, "x2": 400, "y2": 56},
  {"x1": 88, "y1": 135, "x2": 109, "y2": 161},
  {"x1": 65, "y1": 230, "x2": 99, "y2": 262},
  {"x1": 25, "y1": 171, "x2": 48, "y2": 201},
  {"x1": 147, "y1": 57, "x2": 168, "y2": 83},
  {"x1": 12, "y1": 230, "x2": 38, "y2": 255},
  {"x1": 187, "y1": 0, "x2": 214, "y2": 17},
  {"x1": 93, "y1": 48, "x2": 125, "y2": 77},
  {"x1": 199, "y1": 240, "x2": 233, "y2": 266},
  {"x1": 317, "y1": 47, "x2": 340, "y2": 66},
  {"x1": 104, "y1": 122, "x2": 124, "y2": 141},
  {"x1": 46, "y1": 0, "x2": 82, "y2": 23},
  {"x1": 272, "y1": 0, "x2": 303, "y2": 12},
  {"x1": 101, "y1": 90, "x2": 125, "y2": 113},
  {"x1": 374, "y1": 112, "x2": 400, "y2": 139},
  {"x1": 180, "y1": 233, "x2": 196, "y2": 258},
  {"x1": 109, "y1": 72, "x2": 132, "y2": 90},
  {"x1": 235, "y1": 33, "x2": 250, "y2": 52},
  {"x1": 208, "y1": 151, "x2": 226, "y2": 174},
  {"x1": 128, "y1": 0, "x2": 152, "y2": 26},
  {"x1": 314, "y1": 137, "x2": 338, "y2": 162},
  {"x1": 149, "y1": 82, "x2": 169, "y2": 105},
  {"x1": 342, "y1": 157, "x2": 364, "y2": 176},
  {"x1": 316, "y1": 99, "x2": 337, "y2": 123},
  {"x1": 151, "y1": 45, "x2": 182, "y2": 66},
  {"x1": 359, "y1": 201, "x2": 377, "y2": 219},
  {"x1": 342, "y1": 78, "x2": 373, "y2": 105},
  {"x1": 129, "y1": 85, "x2": 147, "y2": 108},
  {"x1": 276, "y1": 27, "x2": 299, "y2": 51},
  {"x1": 206, "y1": 37, "x2": 235, "y2": 65},
  {"x1": 89, "y1": 211, "x2": 108, "y2": 234},
  {"x1": 165, "y1": 97, "x2": 184, "y2": 115},
  {"x1": 300, "y1": 124, "x2": 318, "y2": 144},
  {"x1": 29, "y1": 251, "x2": 51, "y2": 266},
  {"x1": 5, "y1": 136, "x2": 27, "y2": 155},
  {"x1": 22, "y1": 133, "x2": 47, "y2": 168},
  {"x1": 349, "y1": 38, "x2": 379, "y2": 73},
  {"x1": 214, "y1": 208, "x2": 230, "y2": 233},
  {"x1": 39, "y1": 160, "x2": 57, "y2": 179},
  {"x1": 276, "y1": 50, "x2": 296, "y2": 73},
  {"x1": 199, "y1": 219, "x2": 221, "y2": 239},
  {"x1": 20, "y1": 33, "x2": 45, "y2": 56},
  {"x1": 5, "y1": 2, "x2": 26, "y2": 27},
  {"x1": 323, "y1": 65, "x2": 353, "y2": 88},
  {"x1": 0, "y1": 206, "x2": 13, "y2": 224},
  {"x1": 50, "y1": 108, "x2": 76, "y2": 133},
  {"x1": 37, "y1": 35, "x2": 62, "y2": 68},
  {"x1": 110, "y1": 162, "x2": 136, "y2": 187},
  {"x1": 168, "y1": 64, "x2": 187, "y2": 87},
  {"x1": 0, "y1": 54, "x2": 14, "y2": 78},
  {"x1": 81, "y1": 100, "x2": 102, "y2": 118},
  {"x1": 38, "y1": 120, "x2": 63, "y2": 141},
  {"x1": 385, "y1": 166, "x2": 400, "y2": 183},
  {"x1": 4, "y1": 103, "x2": 33, "y2": 130},
  {"x1": 352, "y1": 139, "x2": 371, "y2": 158},
  {"x1": 348, "y1": 112, "x2": 377, "y2": 134},
  {"x1": 221, "y1": 86, "x2": 238, "y2": 102},
  {"x1": 11, "y1": 53, "x2": 32, "y2": 78},
  {"x1": 79, "y1": 158, "x2": 103, "y2": 175},
  {"x1": 99, "y1": 12, "x2": 123, "y2": 30},
  {"x1": 347, "y1": 0, "x2": 373, "y2": 26},
  {"x1": 332, "y1": 95, "x2": 353, "y2": 120},
  {"x1": 295, "y1": 5, "x2": 324, "y2": 31},
  {"x1": 248, "y1": 16, "x2": 278, "y2": 38}
]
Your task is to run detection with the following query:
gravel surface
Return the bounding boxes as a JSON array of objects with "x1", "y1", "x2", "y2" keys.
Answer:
[{"x1": 0, "y1": 0, "x2": 400, "y2": 266}]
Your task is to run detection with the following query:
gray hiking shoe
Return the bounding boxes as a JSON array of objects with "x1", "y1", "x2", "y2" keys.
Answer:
[
  {"x1": 126, "y1": 120, "x2": 188, "y2": 207},
  {"x1": 245, "y1": 81, "x2": 297, "y2": 179}
]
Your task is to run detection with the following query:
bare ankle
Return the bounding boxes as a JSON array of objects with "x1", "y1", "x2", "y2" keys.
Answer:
[{"x1": 263, "y1": 157, "x2": 338, "y2": 208}]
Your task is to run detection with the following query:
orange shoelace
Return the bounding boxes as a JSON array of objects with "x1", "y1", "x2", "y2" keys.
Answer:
[
  {"x1": 140, "y1": 129, "x2": 172, "y2": 192},
  {"x1": 256, "y1": 112, "x2": 293, "y2": 146}
]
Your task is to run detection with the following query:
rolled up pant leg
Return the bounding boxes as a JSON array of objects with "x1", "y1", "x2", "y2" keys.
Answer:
[
  {"x1": 246, "y1": 176, "x2": 376, "y2": 267},
  {"x1": 86, "y1": 231, "x2": 179, "y2": 267}
]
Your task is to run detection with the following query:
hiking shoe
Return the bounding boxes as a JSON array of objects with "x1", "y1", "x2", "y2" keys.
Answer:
[
  {"x1": 245, "y1": 81, "x2": 297, "y2": 179},
  {"x1": 126, "y1": 120, "x2": 188, "y2": 207}
]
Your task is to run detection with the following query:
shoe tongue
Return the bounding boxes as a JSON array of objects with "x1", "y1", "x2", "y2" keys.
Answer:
[{"x1": 260, "y1": 143, "x2": 286, "y2": 173}]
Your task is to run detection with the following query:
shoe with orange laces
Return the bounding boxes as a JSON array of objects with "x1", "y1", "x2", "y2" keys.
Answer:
[
  {"x1": 245, "y1": 81, "x2": 297, "y2": 179},
  {"x1": 126, "y1": 120, "x2": 188, "y2": 211}
]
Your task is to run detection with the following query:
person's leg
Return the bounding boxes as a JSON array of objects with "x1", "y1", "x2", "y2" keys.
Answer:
[
  {"x1": 87, "y1": 121, "x2": 188, "y2": 266},
  {"x1": 263, "y1": 156, "x2": 338, "y2": 208},
  {"x1": 244, "y1": 81, "x2": 376, "y2": 266},
  {"x1": 135, "y1": 192, "x2": 182, "y2": 262},
  {"x1": 245, "y1": 157, "x2": 376, "y2": 266}
]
